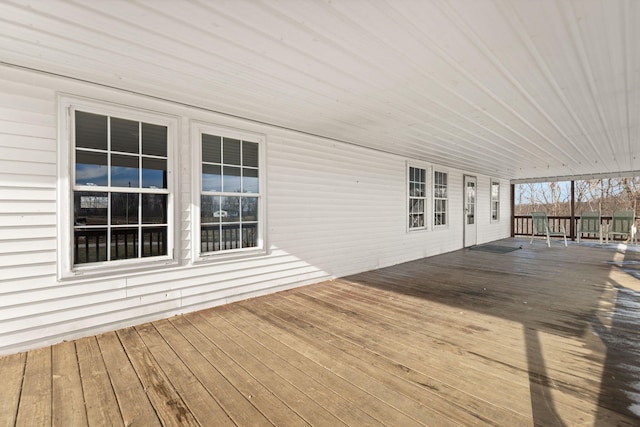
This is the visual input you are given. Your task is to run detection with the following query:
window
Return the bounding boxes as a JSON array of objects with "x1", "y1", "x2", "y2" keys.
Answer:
[
  {"x1": 434, "y1": 171, "x2": 448, "y2": 226},
  {"x1": 408, "y1": 166, "x2": 427, "y2": 230},
  {"x1": 59, "y1": 96, "x2": 175, "y2": 276},
  {"x1": 491, "y1": 179, "x2": 500, "y2": 221},
  {"x1": 194, "y1": 123, "x2": 264, "y2": 257}
]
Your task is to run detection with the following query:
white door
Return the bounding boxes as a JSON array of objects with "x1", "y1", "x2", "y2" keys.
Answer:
[{"x1": 464, "y1": 175, "x2": 477, "y2": 247}]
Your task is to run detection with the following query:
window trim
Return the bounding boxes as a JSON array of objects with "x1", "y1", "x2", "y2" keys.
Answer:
[
  {"x1": 490, "y1": 178, "x2": 500, "y2": 223},
  {"x1": 407, "y1": 162, "x2": 430, "y2": 232},
  {"x1": 57, "y1": 95, "x2": 178, "y2": 280},
  {"x1": 433, "y1": 169, "x2": 449, "y2": 229},
  {"x1": 191, "y1": 121, "x2": 267, "y2": 262}
]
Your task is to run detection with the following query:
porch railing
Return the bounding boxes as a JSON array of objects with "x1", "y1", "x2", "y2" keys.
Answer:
[{"x1": 513, "y1": 215, "x2": 638, "y2": 241}]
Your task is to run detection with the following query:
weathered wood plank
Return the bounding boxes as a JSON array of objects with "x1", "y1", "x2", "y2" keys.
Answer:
[
  {"x1": 15, "y1": 346, "x2": 51, "y2": 427},
  {"x1": 117, "y1": 326, "x2": 199, "y2": 427},
  {"x1": 0, "y1": 351, "x2": 26, "y2": 427},
  {"x1": 96, "y1": 331, "x2": 161, "y2": 427},
  {"x1": 76, "y1": 336, "x2": 123, "y2": 426},
  {"x1": 134, "y1": 322, "x2": 235, "y2": 427},
  {"x1": 52, "y1": 341, "x2": 87, "y2": 426}
]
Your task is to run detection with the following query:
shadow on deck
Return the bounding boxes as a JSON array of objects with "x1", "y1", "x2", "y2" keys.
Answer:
[{"x1": 1, "y1": 237, "x2": 639, "y2": 426}]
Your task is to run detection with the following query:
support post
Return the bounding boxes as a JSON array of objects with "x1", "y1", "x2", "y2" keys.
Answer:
[
  {"x1": 570, "y1": 180, "x2": 575, "y2": 241},
  {"x1": 511, "y1": 183, "x2": 516, "y2": 237}
]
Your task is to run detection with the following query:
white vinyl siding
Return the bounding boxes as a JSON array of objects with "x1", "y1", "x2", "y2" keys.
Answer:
[{"x1": 0, "y1": 66, "x2": 511, "y2": 355}]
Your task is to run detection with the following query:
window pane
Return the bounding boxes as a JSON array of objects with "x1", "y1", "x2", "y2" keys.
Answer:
[
  {"x1": 74, "y1": 191, "x2": 108, "y2": 225},
  {"x1": 76, "y1": 151, "x2": 108, "y2": 186},
  {"x1": 142, "y1": 157, "x2": 167, "y2": 189},
  {"x1": 202, "y1": 164, "x2": 222, "y2": 192},
  {"x1": 202, "y1": 134, "x2": 221, "y2": 163},
  {"x1": 242, "y1": 168, "x2": 259, "y2": 193},
  {"x1": 142, "y1": 194, "x2": 167, "y2": 224},
  {"x1": 242, "y1": 223, "x2": 258, "y2": 248},
  {"x1": 243, "y1": 141, "x2": 258, "y2": 167},
  {"x1": 220, "y1": 196, "x2": 240, "y2": 222},
  {"x1": 223, "y1": 166, "x2": 241, "y2": 192},
  {"x1": 74, "y1": 228, "x2": 107, "y2": 264},
  {"x1": 111, "y1": 193, "x2": 139, "y2": 225},
  {"x1": 223, "y1": 138, "x2": 241, "y2": 165},
  {"x1": 242, "y1": 197, "x2": 258, "y2": 221},
  {"x1": 75, "y1": 111, "x2": 107, "y2": 150},
  {"x1": 111, "y1": 154, "x2": 139, "y2": 187},
  {"x1": 111, "y1": 117, "x2": 139, "y2": 154},
  {"x1": 201, "y1": 195, "x2": 222, "y2": 224},
  {"x1": 142, "y1": 226, "x2": 167, "y2": 257},
  {"x1": 201, "y1": 224, "x2": 219, "y2": 252},
  {"x1": 142, "y1": 123, "x2": 167, "y2": 156},
  {"x1": 220, "y1": 224, "x2": 241, "y2": 250},
  {"x1": 111, "y1": 228, "x2": 139, "y2": 260}
]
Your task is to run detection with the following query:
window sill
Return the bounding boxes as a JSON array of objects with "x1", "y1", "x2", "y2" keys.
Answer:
[
  {"x1": 194, "y1": 248, "x2": 267, "y2": 265},
  {"x1": 59, "y1": 257, "x2": 179, "y2": 282}
]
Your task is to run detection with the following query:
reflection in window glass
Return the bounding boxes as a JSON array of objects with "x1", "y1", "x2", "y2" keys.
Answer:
[
  {"x1": 111, "y1": 117, "x2": 139, "y2": 154},
  {"x1": 200, "y1": 130, "x2": 261, "y2": 254},
  {"x1": 142, "y1": 123, "x2": 167, "y2": 157},
  {"x1": 434, "y1": 171, "x2": 448, "y2": 226},
  {"x1": 408, "y1": 166, "x2": 426, "y2": 229},
  {"x1": 75, "y1": 111, "x2": 107, "y2": 150},
  {"x1": 142, "y1": 194, "x2": 167, "y2": 224},
  {"x1": 223, "y1": 166, "x2": 242, "y2": 193},
  {"x1": 224, "y1": 138, "x2": 241, "y2": 165},
  {"x1": 202, "y1": 164, "x2": 222, "y2": 192},
  {"x1": 74, "y1": 191, "x2": 108, "y2": 225},
  {"x1": 142, "y1": 157, "x2": 166, "y2": 189},
  {"x1": 111, "y1": 154, "x2": 139, "y2": 188},
  {"x1": 72, "y1": 108, "x2": 170, "y2": 265},
  {"x1": 111, "y1": 193, "x2": 139, "y2": 225}
]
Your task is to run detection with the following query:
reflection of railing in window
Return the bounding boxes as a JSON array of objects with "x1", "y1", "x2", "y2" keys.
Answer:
[
  {"x1": 201, "y1": 223, "x2": 257, "y2": 252},
  {"x1": 74, "y1": 227, "x2": 167, "y2": 264}
]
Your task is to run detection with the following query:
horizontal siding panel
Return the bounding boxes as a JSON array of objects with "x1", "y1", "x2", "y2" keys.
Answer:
[
  {"x1": 0, "y1": 173, "x2": 56, "y2": 188},
  {"x1": 0, "y1": 274, "x2": 125, "y2": 296},
  {"x1": 0, "y1": 146, "x2": 56, "y2": 164},
  {"x1": 0, "y1": 226, "x2": 56, "y2": 240},
  {"x1": 0, "y1": 187, "x2": 56, "y2": 201},
  {"x1": 0, "y1": 200, "x2": 56, "y2": 214},
  {"x1": 0, "y1": 238, "x2": 56, "y2": 254},
  {"x1": 0, "y1": 159, "x2": 56, "y2": 176},
  {"x1": 0, "y1": 119, "x2": 56, "y2": 139},
  {"x1": 0, "y1": 134, "x2": 56, "y2": 151},
  {"x1": 0, "y1": 214, "x2": 56, "y2": 227},
  {"x1": 0, "y1": 250, "x2": 56, "y2": 268},
  {"x1": 0, "y1": 262, "x2": 56, "y2": 281}
]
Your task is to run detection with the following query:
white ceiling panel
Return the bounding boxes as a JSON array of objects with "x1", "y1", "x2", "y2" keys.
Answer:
[{"x1": 0, "y1": 0, "x2": 638, "y2": 180}]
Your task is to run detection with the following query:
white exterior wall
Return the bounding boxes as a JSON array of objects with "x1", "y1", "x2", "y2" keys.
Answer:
[{"x1": 0, "y1": 66, "x2": 511, "y2": 355}]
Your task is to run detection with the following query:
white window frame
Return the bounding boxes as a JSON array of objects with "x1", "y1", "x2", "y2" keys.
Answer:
[
  {"x1": 407, "y1": 162, "x2": 429, "y2": 232},
  {"x1": 491, "y1": 178, "x2": 500, "y2": 222},
  {"x1": 192, "y1": 121, "x2": 266, "y2": 262},
  {"x1": 433, "y1": 170, "x2": 449, "y2": 228},
  {"x1": 57, "y1": 95, "x2": 178, "y2": 279}
]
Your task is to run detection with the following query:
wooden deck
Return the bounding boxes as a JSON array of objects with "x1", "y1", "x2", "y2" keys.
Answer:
[{"x1": 2, "y1": 238, "x2": 640, "y2": 426}]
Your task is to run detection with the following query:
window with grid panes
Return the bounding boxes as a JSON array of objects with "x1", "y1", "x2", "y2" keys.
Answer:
[
  {"x1": 408, "y1": 166, "x2": 427, "y2": 230},
  {"x1": 434, "y1": 171, "x2": 448, "y2": 226},
  {"x1": 200, "y1": 132, "x2": 261, "y2": 254},
  {"x1": 72, "y1": 110, "x2": 171, "y2": 265},
  {"x1": 491, "y1": 179, "x2": 500, "y2": 221}
]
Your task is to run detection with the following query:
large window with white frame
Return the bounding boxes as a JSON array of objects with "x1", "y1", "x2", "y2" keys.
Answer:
[
  {"x1": 59, "y1": 97, "x2": 175, "y2": 275},
  {"x1": 491, "y1": 179, "x2": 500, "y2": 222},
  {"x1": 433, "y1": 170, "x2": 448, "y2": 227},
  {"x1": 408, "y1": 165, "x2": 427, "y2": 230},
  {"x1": 194, "y1": 123, "x2": 265, "y2": 258}
]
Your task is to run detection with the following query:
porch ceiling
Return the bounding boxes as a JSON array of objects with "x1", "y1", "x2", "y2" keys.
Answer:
[{"x1": 1, "y1": 0, "x2": 638, "y2": 181}]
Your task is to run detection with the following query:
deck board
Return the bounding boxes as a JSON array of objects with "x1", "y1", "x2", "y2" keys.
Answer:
[{"x1": 1, "y1": 238, "x2": 640, "y2": 426}]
